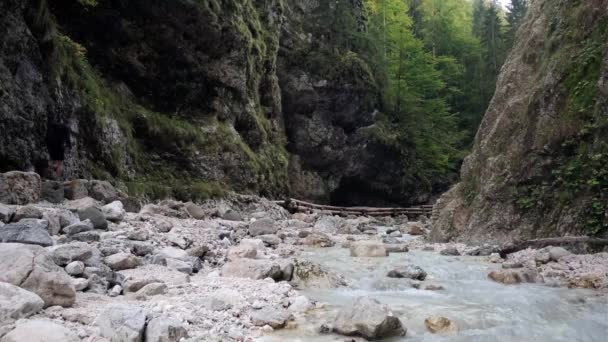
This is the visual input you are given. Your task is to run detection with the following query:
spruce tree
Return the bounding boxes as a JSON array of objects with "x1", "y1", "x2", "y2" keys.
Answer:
[{"x1": 506, "y1": 0, "x2": 529, "y2": 45}]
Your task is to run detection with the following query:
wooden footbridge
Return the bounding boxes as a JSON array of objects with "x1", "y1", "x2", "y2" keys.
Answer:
[{"x1": 275, "y1": 198, "x2": 433, "y2": 217}]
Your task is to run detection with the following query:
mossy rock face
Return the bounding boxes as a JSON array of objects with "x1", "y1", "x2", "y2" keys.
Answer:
[
  {"x1": 0, "y1": 0, "x2": 290, "y2": 201},
  {"x1": 433, "y1": 0, "x2": 608, "y2": 242}
]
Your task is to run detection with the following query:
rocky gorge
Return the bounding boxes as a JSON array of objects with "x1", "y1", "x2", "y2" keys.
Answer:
[
  {"x1": 0, "y1": 0, "x2": 428, "y2": 206},
  {"x1": 2, "y1": 0, "x2": 608, "y2": 340},
  {"x1": 0, "y1": 171, "x2": 607, "y2": 341}
]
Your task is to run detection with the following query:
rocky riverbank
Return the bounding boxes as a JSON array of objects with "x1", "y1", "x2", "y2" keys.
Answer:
[{"x1": 1, "y1": 172, "x2": 607, "y2": 341}]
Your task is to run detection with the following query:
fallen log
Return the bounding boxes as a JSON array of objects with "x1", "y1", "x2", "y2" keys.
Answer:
[
  {"x1": 499, "y1": 237, "x2": 608, "y2": 257},
  {"x1": 280, "y1": 198, "x2": 433, "y2": 217}
]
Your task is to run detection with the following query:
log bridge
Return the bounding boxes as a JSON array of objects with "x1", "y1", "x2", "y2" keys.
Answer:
[{"x1": 274, "y1": 198, "x2": 433, "y2": 217}]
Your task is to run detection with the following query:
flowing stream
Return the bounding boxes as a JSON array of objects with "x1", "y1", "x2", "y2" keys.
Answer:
[{"x1": 263, "y1": 243, "x2": 608, "y2": 341}]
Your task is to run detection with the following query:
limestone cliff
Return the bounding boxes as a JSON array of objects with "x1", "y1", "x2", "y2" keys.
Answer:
[
  {"x1": 0, "y1": 0, "x2": 425, "y2": 205},
  {"x1": 432, "y1": 0, "x2": 608, "y2": 243}
]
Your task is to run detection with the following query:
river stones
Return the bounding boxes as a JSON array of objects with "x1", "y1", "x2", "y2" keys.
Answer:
[
  {"x1": 387, "y1": 265, "x2": 427, "y2": 280},
  {"x1": 248, "y1": 217, "x2": 278, "y2": 236},
  {"x1": 1, "y1": 319, "x2": 79, "y2": 342},
  {"x1": 408, "y1": 222, "x2": 425, "y2": 235},
  {"x1": 250, "y1": 307, "x2": 293, "y2": 328},
  {"x1": 332, "y1": 296, "x2": 406, "y2": 339},
  {"x1": 88, "y1": 180, "x2": 118, "y2": 203},
  {"x1": 0, "y1": 243, "x2": 76, "y2": 307},
  {"x1": 102, "y1": 201, "x2": 126, "y2": 222},
  {"x1": 221, "y1": 259, "x2": 284, "y2": 280},
  {"x1": 104, "y1": 252, "x2": 141, "y2": 271},
  {"x1": 0, "y1": 171, "x2": 41, "y2": 205},
  {"x1": 424, "y1": 316, "x2": 458, "y2": 334},
  {"x1": 549, "y1": 247, "x2": 572, "y2": 262},
  {"x1": 227, "y1": 244, "x2": 257, "y2": 260},
  {"x1": 350, "y1": 241, "x2": 388, "y2": 257},
  {"x1": 0, "y1": 221, "x2": 53, "y2": 247},
  {"x1": 145, "y1": 316, "x2": 188, "y2": 342},
  {"x1": 301, "y1": 232, "x2": 335, "y2": 247},
  {"x1": 0, "y1": 282, "x2": 44, "y2": 322},
  {"x1": 97, "y1": 304, "x2": 147, "y2": 342},
  {"x1": 440, "y1": 247, "x2": 461, "y2": 256},
  {"x1": 488, "y1": 269, "x2": 544, "y2": 284}
]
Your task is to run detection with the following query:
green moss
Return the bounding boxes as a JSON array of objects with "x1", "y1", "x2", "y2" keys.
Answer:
[
  {"x1": 126, "y1": 179, "x2": 226, "y2": 202},
  {"x1": 513, "y1": 1, "x2": 608, "y2": 235}
]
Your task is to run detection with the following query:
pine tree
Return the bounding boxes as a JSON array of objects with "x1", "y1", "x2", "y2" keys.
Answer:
[
  {"x1": 472, "y1": 0, "x2": 486, "y2": 38},
  {"x1": 506, "y1": 0, "x2": 529, "y2": 45}
]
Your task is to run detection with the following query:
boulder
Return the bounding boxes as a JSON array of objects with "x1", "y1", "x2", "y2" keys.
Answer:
[
  {"x1": 64, "y1": 197, "x2": 100, "y2": 212},
  {"x1": 333, "y1": 296, "x2": 406, "y2": 339},
  {"x1": 439, "y1": 247, "x2": 461, "y2": 256},
  {"x1": 259, "y1": 234, "x2": 281, "y2": 247},
  {"x1": 227, "y1": 244, "x2": 257, "y2": 260},
  {"x1": 466, "y1": 244, "x2": 500, "y2": 256},
  {"x1": 102, "y1": 201, "x2": 126, "y2": 222},
  {"x1": 301, "y1": 232, "x2": 335, "y2": 247},
  {"x1": 88, "y1": 180, "x2": 118, "y2": 203},
  {"x1": 78, "y1": 206, "x2": 108, "y2": 230},
  {"x1": 0, "y1": 222, "x2": 53, "y2": 246},
  {"x1": 0, "y1": 171, "x2": 41, "y2": 205},
  {"x1": 0, "y1": 282, "x2": 44, "y2": 322},
  {"x1": 135, "y1": 282, "x2": 167, "y2": 297},
  {"x1": 1, "y1": 319, "x2": 78, "y2": 342},
  {"x1": 12, "y1": 205, "x2": 43, "y2": 222},
  {"x1": 104, "y1": 252, "x2": 141, "y2": 271},
  {"x1": 72, "y1": 278, "x2": 89, "y2": 291},
  {"x1": 185, "y1": 203, "x2": 206, "y2": 219},
  {"x1": 97, "y1": 304, "x2": 147, "y2": 342},
  {"x1": 349, "y1": 241, "x2": 388, "y2": 257},
  {"x1": 488, "y1": 269, "x2": 544, "y2": 284},
  {"x1": 41, "y1": 212, "x2": 61, "y2": 235},
  {"x1": 0, "y1": 243, "x2": 76, "y2": 307},
  {"x1": 385, "y1": 244, "x2": 409, "y2": 253},
  {"x1": 249, "y1": 217, "x2": 278, "y2": 236},
  {"x1": 250, "y1": 307, "x2": 292, "y2": 328},
  {"x1": 63, "y1": 180, "x2": 89, "y2": 200},
  {"x1": 424, "y1": 316, "x2": 458, "y2": 334},
  {"x1": 122, "y1": 276, "x2": 163, "y2": 293},
  {"x1": 65, "y1": 261, "x2": 85, "y2": 275},
  {"x1": 167, "y1": 233, "x2": 190, "y2": 249},
  {"x1": 127, "y1": 229, "x2": 150, "y2": 241},
  {"x1": 0, "y1": 204, "x2": 14, "y2": 223},
  {"x1": 158, "y1": 247, "x2": 190, "y2": 261},
  {"x1": 313, "y1": 216, "x2": 344, "y2": 234},
  {"x1": 62, "y1": 220, "x2": 94, "y2": 235},
  {"x1": 221, "y1": 259, "x2": 283, "y2": 280},
  {"x1": 69, "y1": 230, "x2": 101, "y2": 242},
  {"x1": 145, "y1": 316, "x2": 188, "y2": 342},
  {"x1": 408, "y1": 222, "x2": 425, "y2": 235},
  {"x1": 221, "y1": 209, "x2": 243, "y2": 221},
  {"x1": 289, "y1": 295, "x2": 314, "y2": 313},
  {"x1": 41, "y1": 181, "x2": 64, "y2": 204},
  {"x1": 548, "y1": 247, "x2": 572, "y2": 262},
  {"x1": 292, "y1": 260, "x2": 347, "y2": 289},
  {"x1": 48, "y1": 242, "x2": 94, "y2": 266},
  {"x1": 389, "y1": 231, "x2": 402, "y2": 237},
  {"x1": 387, "y1": 265, "x2": 427, "y2": 280}
]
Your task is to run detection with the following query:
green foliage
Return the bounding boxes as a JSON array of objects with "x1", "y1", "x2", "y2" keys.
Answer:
[{"x1": 513, "y1": 4, "x2": 608, "y2": 235}]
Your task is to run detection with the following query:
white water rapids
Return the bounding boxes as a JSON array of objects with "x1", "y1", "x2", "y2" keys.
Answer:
[{"x1": 263, "y1": 243, "x2": 608, "y2": 341}]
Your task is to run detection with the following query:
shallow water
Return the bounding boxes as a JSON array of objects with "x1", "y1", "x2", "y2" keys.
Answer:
[{"x1": 264, "y1": 246, "x2": 608, "y2": 342}]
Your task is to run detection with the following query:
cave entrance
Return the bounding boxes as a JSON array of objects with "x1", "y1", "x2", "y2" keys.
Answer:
[
  {"x1": 330, "y1": 177, "x2": 388, "y2": 207},
  {"x1": 42, "y1": 123, "x2": 71, "y2": 179}
]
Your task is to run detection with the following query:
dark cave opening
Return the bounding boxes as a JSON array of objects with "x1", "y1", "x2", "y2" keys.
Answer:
[{"x1": 330, "y1": 177, "x2": 392, "y2": 207}]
